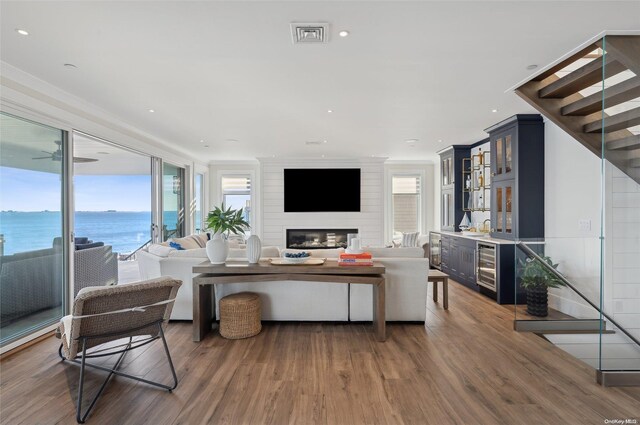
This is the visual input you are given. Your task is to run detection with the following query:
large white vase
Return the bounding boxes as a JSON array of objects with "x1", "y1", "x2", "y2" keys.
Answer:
[
  {"x1": 206, "y1": 232, "x2": 229, "y2": 264},
  {"x1": 246, "y1": 235, "x2": 262, "y2": 264}
]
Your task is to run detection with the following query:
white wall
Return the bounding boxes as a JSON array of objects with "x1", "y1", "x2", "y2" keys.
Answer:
[
  {"x1": 543, "y1": 119, "x2": 603, "y2": 318},
  {"x1": 258, "y1": 158, "x2": 385, "y2": 248}
]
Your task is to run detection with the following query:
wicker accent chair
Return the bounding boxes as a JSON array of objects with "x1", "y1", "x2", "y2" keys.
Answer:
[{"x1": 56, "y1": 277, "x2": 182, "y2": 424}]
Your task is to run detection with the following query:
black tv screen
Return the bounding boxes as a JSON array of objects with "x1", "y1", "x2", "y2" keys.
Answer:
[{"x1": 284, "y1": 168, "x2": 361, "y2": 212}]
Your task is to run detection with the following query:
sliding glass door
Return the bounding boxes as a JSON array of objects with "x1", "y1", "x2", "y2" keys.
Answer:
[
  {"x1": 73, "y1": 132, "x2": 152, "y2": 285},
  {"x1": 0, "y1": 112, "x2": 67, "y2": 346},
  {"x1": 162, "y1": 163, "x2": 185, "y2": 240}
]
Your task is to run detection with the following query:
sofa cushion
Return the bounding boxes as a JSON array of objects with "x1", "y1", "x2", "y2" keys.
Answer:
[
  {"x1": 261, "y1": 246, "x2": 280, "y2": 258},
  {"x1": 168, "y1": 248, "x2": 208, "y2": 258},
  {"x1": 148, "y1": 244, "x2": 175, "y2": 257},
  {"x1": 195, "y1": 233, "x2": 209, "y2": 247},
  {"x1": 170, "y1": 236, "x2": 201, "y2": 250},
  {"x1": 76, "y1": 241, "x2": 105, "y2": 250},
  {"x1": 281, "y1": 248, "x2": 344, "y2": 258},
  {"x1": 366, "y1": 247, "x2": 424, "y2": 258}
]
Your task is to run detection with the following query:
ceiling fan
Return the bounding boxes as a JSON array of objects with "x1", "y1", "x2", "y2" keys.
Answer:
[{"x1": 32, "y1": 140, "x2": 98, "y2": 163}]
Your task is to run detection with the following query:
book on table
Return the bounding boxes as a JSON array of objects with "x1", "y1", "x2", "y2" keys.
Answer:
[{"x1": 338, "y1": 252, "x2": 373, "y2": 266}]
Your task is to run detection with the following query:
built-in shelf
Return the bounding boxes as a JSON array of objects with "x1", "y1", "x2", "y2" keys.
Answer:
[{"x1": 462, "y1": 150, "x2": 491, "y2": 213}]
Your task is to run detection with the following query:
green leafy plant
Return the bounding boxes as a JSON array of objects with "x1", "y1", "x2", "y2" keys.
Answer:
[
  {"x1": 519, "y1": 255, "x2": 565, "y2": 289},
  {"x1": 205, "y1": 204, "x2": 250, "y2": 237}
]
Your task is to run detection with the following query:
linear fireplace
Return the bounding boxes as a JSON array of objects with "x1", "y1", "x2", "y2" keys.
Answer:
[{"x1": 286, "y1": 228, "x2": 358, "y2": 250}]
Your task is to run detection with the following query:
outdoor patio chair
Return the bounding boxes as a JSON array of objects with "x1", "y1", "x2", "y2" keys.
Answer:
[{"x1": 56, "y1": 277, "x2": 182, "y2": 423}]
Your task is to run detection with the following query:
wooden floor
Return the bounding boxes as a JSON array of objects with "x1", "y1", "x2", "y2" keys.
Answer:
[{"x1": 1, "y1": 281, "x2": 639, "y2": 425}]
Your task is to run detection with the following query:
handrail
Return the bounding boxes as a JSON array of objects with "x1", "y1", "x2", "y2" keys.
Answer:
[
  {"x1": 121, "y1": 239, "x2": 152, "y2": 261},
  {"x1": 517, "y1": 242, "x2": 640, "y2": 349}
]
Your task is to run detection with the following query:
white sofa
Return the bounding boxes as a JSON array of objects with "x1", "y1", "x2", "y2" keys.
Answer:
[{"x1": 138, "y1": 244, "x2": 429, "y2": 321}]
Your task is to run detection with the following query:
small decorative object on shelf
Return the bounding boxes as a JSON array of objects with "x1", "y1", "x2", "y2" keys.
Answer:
[
  {"x1": 246, "y1": 235, "x2": 262, "y2": 264},
  {"x1": 346, "y1": 237, "x2": 363, "y2": 254},
  {"x1": 462, "y1": 148, "x2": 491, "y2": 212},
  {"x1": 459, "y1": 213, "x2": 471, "y2": 231}
]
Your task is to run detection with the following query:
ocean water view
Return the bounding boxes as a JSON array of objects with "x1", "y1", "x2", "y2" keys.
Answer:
[{"x1": 0, "y1": 211, "x2": 156, "y2": 255}]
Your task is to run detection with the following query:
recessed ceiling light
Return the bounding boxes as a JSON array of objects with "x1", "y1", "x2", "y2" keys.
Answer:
[
  {"x1": 97, "y1": 151, "x2": 109, "y2": 155},
  {"x1": 226, "y1": 139, "x2": 238, "y2": 143},
  {"x1": 321, "y1": 154, "x2": 325, "y2": 158},
  {"x1": 323, "y1": 140, "x2": 328, "y2": 144},
  {"x1": 15, "y1": 29, "x2": 29, "y2": 36},
  {"x1": 491, "y1": 109, "x2": 498, "y2": 113},
  {"x1": 327, "y1": 109, "x2": 333, "y2": 113},
  {"x1": 63, "y1": 63, "x2": 77, "y2": 68},
  {"x1": 405, "y1": 139, "x2": 418, "y2": 144},
  {"x1": 339, "y1": 30, "x2": 350, "y2": 37},
  {"x1": 526, "y1": 64, "x2": 538, "y2": 70},
  {"x1": 199, "y1": 140, "x2": 204, "y2": 143},
  {"x1": 148, "y1": 109, "x2": 155, "y2": 113},
  {"x1": 437, "y1": 139, "x2": 443, "y2": 143}
]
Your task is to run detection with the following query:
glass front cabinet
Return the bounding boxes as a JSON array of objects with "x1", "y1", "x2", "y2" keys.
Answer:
[
  {"x1": 490, "y1": 129, "x2": 515, "y2": 182},
  {"x1": 438, "y1": 146, "x2": 470, "y2": 232},
  {"x1": 486, "y1": 114, "x2": 544, "y2": 240},
  {"x1": 491, "y1": 180, "x2": 515, "y2": 238}
]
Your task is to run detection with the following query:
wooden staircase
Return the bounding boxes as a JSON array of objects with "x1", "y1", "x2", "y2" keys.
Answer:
[{"x1": 514, "y1": 35, "x2": 640, "y2": 184}]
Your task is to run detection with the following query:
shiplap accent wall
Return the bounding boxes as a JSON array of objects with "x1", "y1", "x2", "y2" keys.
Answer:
[
  {"x1": 609, "y1": 165, "x2": 640, "y2": 342},
  {"x1": 258, "y1": 158, "x2": 386, "y2": 249}
]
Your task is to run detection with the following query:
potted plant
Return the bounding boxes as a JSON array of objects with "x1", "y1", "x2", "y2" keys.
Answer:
[
  {"x1": 519, "y1": 255, "x2": 565, "y2": 317},
  {"x1": 205, "y1": 204, "x2": 250, "y2": 264}
]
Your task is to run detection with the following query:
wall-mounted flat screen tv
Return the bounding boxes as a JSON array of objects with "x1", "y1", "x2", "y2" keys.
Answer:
[{"x1": 284, "y1": 168, "x2": 361, "y2": 212}]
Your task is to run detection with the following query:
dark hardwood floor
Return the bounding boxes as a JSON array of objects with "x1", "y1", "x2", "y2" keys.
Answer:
[{"x1": 1, "y1": 281, "x2": 639, "y2": 425}]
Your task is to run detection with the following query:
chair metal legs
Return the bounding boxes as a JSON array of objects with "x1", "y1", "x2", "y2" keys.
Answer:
[{"x1": 59, "y1": 323, "x2": 178, "y2": 423}]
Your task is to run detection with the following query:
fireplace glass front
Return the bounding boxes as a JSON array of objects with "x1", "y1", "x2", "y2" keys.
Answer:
[{"x1": 286, "y1": 228, "x2": 358, "y2": 249}]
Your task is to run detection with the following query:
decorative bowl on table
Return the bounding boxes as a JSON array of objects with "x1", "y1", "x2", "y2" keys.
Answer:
[{"x1": 283, "y1": 251, "x2": 311, "y2": 264}]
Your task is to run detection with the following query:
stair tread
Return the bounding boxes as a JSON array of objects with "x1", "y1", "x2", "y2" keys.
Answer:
[
  {"x1": 608, "y1": 134, "x2": 640, "y2": 150},
  {"x1": 562, "y1": 76, "x2": 640, "y2": 116},
  {"x1": 539, "y1": 56, "x2": 625, "y2": 99},
  {"x1": 539, "y1": 329, "x2": 616, "y2": 335},
  {"x1": 584, "y1": 106, "x2": 640, "y2": 133}
]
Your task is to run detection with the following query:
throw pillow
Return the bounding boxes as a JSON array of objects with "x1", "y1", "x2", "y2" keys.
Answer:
[
  {"x1": 171, "y1": 236, "x2": 201, "y2": 250},
  {"x1": 169, "y1": 241, "x2": 185, "y2": 250},
  {"x1": 401, "y1": 232, "x2": 419, "y2": 247}
]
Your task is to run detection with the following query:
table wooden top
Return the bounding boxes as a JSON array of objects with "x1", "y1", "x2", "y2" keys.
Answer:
[{"x1": 193, "y1": 259, "x2": 385, "y2": 275}]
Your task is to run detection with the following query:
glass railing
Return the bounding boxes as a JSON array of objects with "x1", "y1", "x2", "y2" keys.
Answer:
[
  {"x1": 514, "y1": 238, "x2": 602, "y2": 325},
  {"x1": 600, "y1": 35, "x2": 640, "y2": 372},
  {"x1": 513, "y1": 35, "x2": 640, "y2": 377}
]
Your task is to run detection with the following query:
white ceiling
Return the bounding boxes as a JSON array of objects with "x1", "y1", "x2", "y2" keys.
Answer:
[{"x1": 1, "y1": 1, "x2": 639, "y2": 162}]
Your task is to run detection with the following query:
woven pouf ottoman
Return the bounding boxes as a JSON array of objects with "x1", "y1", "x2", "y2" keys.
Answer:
[{"x1": 219, "y1": 292, "x2": 262, "y2": 339}]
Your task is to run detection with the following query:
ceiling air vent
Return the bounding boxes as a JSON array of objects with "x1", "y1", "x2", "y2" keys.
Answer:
[{"x1": 290, "y1": 23, "x2": 329, "y2": 44}]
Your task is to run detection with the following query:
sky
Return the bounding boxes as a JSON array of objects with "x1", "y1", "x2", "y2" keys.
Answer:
[{"x1": 0, "y1": 166, "x2": 152, "y2": 211}]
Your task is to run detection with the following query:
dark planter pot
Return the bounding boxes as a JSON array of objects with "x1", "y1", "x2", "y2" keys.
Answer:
[{"x1": 526, "y1": 285, "x2": 548, "y2": 317}]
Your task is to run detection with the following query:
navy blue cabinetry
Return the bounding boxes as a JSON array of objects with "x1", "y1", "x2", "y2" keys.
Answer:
[{"x1": 486, "y1": 114, "x2": 545, "y2": 240}]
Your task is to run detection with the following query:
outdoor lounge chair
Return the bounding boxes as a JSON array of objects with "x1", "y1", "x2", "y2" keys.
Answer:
[{"x1": 56, "y1": 277, "x2": 182, "y2": 423}]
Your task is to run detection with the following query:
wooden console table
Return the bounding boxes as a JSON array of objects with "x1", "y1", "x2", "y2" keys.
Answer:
[{"x1": 192, "y1": 260, "x2": 386, "y2": 342}]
